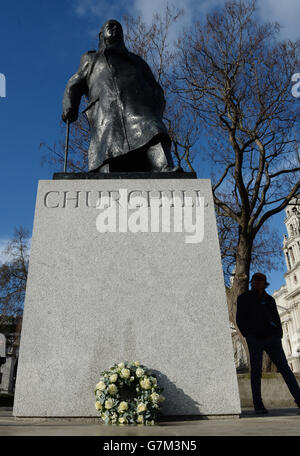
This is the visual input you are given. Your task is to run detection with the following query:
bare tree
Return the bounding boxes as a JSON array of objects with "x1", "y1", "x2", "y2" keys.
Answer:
[
  {"x1": 217, "y1": 206, "x2": 283, "y2": 285},
  {"x1": 176, "y1": 0, "x2": 300, "y2": 363},
  {"x1": 0, "y1": 227, "x2": 29, "y2": 329},
  {"x1": 123, "y1": 7, "x2": 200, "y2": 171},
  {"x1": 40, "y1": 2, "x2": 299, "y2": 369}
]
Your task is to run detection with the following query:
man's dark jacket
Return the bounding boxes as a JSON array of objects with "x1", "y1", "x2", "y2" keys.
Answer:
[{"x1": 236, "y1": 290, "x2": 283, "y2": 338}]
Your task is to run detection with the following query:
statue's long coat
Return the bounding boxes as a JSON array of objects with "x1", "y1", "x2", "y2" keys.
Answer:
[{"x1": 63, "y1": 40, "x2": 170, "y2": 172}]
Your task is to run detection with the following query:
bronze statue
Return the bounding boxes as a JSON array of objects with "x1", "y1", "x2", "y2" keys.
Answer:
[{"x1": 62, "y1": 19, "x2": 178, "y2": 173}]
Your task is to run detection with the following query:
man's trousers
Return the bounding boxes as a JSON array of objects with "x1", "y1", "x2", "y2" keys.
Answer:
[{"x1": 246, "y1": 335, "x2": 300, "y2": 406}]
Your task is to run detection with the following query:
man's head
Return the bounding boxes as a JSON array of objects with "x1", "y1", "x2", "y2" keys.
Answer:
[
  {"x1": 98, "y1": 19, "x2": 124, "y2": 49},
  {"x1": 251, "y1": 272, "x2": 269, "y2": 292}
]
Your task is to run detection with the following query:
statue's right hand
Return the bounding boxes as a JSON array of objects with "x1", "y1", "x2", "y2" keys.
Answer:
[{"x1": 62, "y1": 108, "x2": 78, "y2": 123}]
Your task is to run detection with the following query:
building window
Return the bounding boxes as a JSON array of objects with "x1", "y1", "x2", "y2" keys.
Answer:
[
  {"x1": 287, "y1": 338, "x2": 292, "y2": 355},
  {"x1": 294, "y1": 275, "x2": 298, "y2": 284},
  {"x1": 285, "y1": 323, "x2": 289, "y2": 335},
  {"x1": 289, "y1": 248, "x2": 295, "y2": 265}
]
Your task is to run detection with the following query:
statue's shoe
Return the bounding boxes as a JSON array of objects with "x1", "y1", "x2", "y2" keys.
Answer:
[
  {"x1": 98, "y1": 163, "x2": 110, "y2": 173},
  {"x1": 158, "y1": 165, "x2": 181, "y2": 173}
]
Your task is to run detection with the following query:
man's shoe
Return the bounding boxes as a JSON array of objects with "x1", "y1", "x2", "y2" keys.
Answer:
[{"x1": 254, "y1": 403, "x2": 268, "y2": 414}]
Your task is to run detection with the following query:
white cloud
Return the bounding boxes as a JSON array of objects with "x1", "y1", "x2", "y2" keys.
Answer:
[
  {"x1": 0, "y1": 238, "x2": 9, "y2": 263},
  {"x1": 133, "y1": 0, "x2": 300, "y2": 41},
  {"x1": 258, "y1": 0, "x2": 300, "y2": 40},
  {"x1": 73, "y1": 0, "x2": 124, "y2": 21},
  {"x1": 72, "y1": 0, "x2": 225, "y2": 47},
  {"x1": 72, "y1": 0, "x2": 300, "y2": 42},
  {"x1": 132, "y1": 0, "x2": 219, "y2": 25}
]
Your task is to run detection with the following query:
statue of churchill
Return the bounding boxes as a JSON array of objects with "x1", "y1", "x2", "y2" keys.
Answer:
[{"x1": 62, "y1": 19, "x2": 178, "y2": 173}]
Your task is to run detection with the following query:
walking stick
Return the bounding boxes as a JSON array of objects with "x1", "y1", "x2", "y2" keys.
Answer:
[{"x1": 64, "y1": 119, "x2": 70, "y2": 173}]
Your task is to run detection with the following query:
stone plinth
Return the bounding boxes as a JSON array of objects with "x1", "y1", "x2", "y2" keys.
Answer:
[{"x1": 13, "y1": 179, "x2": 241, "y2": 417}]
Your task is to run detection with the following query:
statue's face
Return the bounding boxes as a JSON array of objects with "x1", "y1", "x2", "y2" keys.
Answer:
[{"x1": 102, "y1": 21, "x2": 123, "y2": 44}]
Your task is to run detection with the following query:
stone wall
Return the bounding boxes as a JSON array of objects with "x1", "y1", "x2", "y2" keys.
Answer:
[{"x1": 238, "y1": 373, "x2": 300, "y2": 408}]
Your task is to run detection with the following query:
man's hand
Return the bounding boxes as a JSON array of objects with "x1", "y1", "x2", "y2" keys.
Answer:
[{"x1": 62, "y1": 107, "x2": 78, "y2": 123}]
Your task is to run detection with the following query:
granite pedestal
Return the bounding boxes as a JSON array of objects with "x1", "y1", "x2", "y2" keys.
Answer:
[{"x1": 13, "y1": 179, "x2": 241, "y2": 417}]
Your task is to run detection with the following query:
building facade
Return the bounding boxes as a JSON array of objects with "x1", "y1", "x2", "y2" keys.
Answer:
[{"x1": 273, "y1": 196, "x2": 300, "y2": 372}]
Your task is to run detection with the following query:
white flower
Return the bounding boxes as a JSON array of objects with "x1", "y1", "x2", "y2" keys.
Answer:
[
  {"x1": 134, "y1": 361, "x2": 140, "y2": 367},
  {"x1": 105, "y1": 398, "x2": 114, "y2": 409},
  {"x1": 150, "y1": 392, "x2": 160, "y2": 403},
  {"x1": 137, "y1": 402, "x2": 147, "y2": 413},
  {"x1": 119, "y1": 416, "x2": 128, "y2": 424},
  {"x1": 95, "y1": 401, "x2": 103, "y2": 411},
  {"x1": 109, "y1": 373, "x2": 118, "y2": 383},
  {"x1": 120, "y1": 368, "x2": 130, "y2": 379},
  {"x1": 140, "y1": 377, "x2": 151, "y2": 390},
  {"x1": 137, "y1": 415, "x2": 144, "y2": 424},
  {"x1": 111, "y1": 412, "x2": 118, "y2": 423},
  {"x1": 95, "y1": 381, "x2": 106, "y2": 391},
  {"x1": 136, "y1": 367, "x2": 144, "y2": 378},
  {"x1": 118, "y1": 401, "x2": 128, "y2": 413},
  {"x1": 108, "y1": 384, "x2": 118, "y2": 395},
  {"x1": 118, "y1": 362, "x2": 125, "y2": 369},
  {"x1": 130, "y1": 376, "x2": 135, "y2": 382},
  {"x1": 158, "y1": 395, "x2": 165, "y2": 403}
]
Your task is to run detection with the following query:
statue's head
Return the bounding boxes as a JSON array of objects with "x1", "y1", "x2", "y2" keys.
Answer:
[{"x1": 98, "y1": 19, "x2": 124, "y2": 50}]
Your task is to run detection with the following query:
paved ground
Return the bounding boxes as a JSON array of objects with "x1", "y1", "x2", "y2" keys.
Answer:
[{"x1": 0, "y1": 407, "x2": 300, "y2": 436}]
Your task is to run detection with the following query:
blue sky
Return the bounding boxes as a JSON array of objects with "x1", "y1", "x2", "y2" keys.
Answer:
[{"x1": 0, "y1": 0, "x2": 299, "y2": 294}]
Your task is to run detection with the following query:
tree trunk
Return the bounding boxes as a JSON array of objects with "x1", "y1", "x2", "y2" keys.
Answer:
[{"x1": 226, "y1": 231, "x2": 253, "y2": 369}]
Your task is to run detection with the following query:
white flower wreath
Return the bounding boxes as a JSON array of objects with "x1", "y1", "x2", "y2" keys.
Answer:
[{"x1": 94, "y1": 361, "x2": 165, "y2": 425}]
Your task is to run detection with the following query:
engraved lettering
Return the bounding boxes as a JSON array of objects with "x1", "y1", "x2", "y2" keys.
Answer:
[
  {"x1": 86, "y1": 191, "x2": 98, "y2": 208},
  {"x1": 62, "y1": 191, "x2": 81, "y2": 208},
  {"x1": 44, "y1": 191, "x2": 60, "y2": 208}
]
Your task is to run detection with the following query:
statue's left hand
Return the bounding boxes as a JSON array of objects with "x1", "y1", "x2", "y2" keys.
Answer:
[{"x1": 62, "y1": 108, "x2": 78, "y2": 123}]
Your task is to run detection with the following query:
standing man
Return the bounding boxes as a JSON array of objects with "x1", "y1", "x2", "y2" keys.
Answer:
[
  {"x1": 236, "y1": 272, "x2": 300, "y2": 414},
  {"x1": 62, "y1": 19, "x2": 178, "y2": 173}
]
